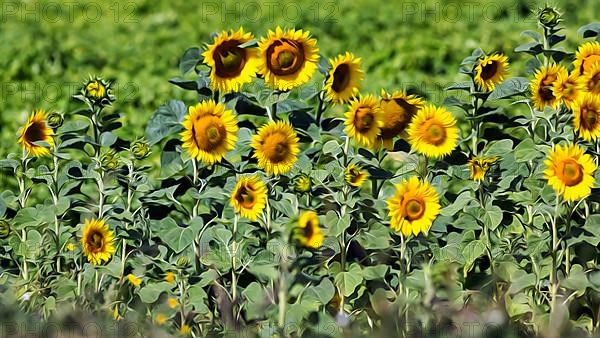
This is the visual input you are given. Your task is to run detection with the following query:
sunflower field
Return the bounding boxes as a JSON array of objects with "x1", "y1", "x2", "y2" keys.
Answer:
[{"x1": 2, "y1": 2, "x2": 600, "y2": 338}]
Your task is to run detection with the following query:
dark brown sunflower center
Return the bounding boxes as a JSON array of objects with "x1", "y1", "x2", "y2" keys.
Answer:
[
  {"x1": 302, "y1": 220, "x2": 315, "y2": 239},
  {"x1": 480, "y1": 61, "x2": 499, "y2": 80},
  {"x1": 590, "y1": 74, "x2": 600, "y2": 93},
  {"x1": 380, "y1": 99, "x2": 418, "y2": 139},
  {"x1": 235, "y1": 185, "x2": 257, "y2": 209},
  {"x1": 332, "y1": 64, "x2": 351, "y2": 92},
  {"x1": 25, "y1": 121, "x2": 47, "y2": 144},
  {"x1": 262, "y1": 133, "x2": 290, "y2": 163},
  {"x1": 87, "y1": 230, "x2": 105, "y2": 252},
  {"x1": 349, "y1": 167, "x2": 361, "y2": 183},
  {"x1": 423, "y1": 122, "x2": 446, "y2": 145},
  {"x1": 559, "y1": 159, "x2": 583, "y2": 186},
  {"x1": 266, "y1": 39, "x2": 305, "y2": 76},
  {"x1": 540, "y1": 75, "x2": 558, "y2": 101},
  {"x1": 404, "y1": 199, "x2": 425, "y2": 221},
  {"x1": 354, "y1": 107, "x2": 375, "y2": 132},
  {"x1": 214, "y1": 40, "x2": 246, "y2": 78},
  {"x1": 192, "y1": 116, "x2": 227, "y2": 151},
  {"x1": 581, "y1": 107, "x2": 599, "y2": 129}
]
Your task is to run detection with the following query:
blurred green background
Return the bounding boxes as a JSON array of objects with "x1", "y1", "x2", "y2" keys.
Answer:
[{"x1": 0, "y1": 0, "x2": 598, "y2": 157}]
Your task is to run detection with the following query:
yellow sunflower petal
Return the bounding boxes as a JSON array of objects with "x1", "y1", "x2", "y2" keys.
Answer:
[
  {"x1": 230, "y1": 175, "x2": 268, "y2": 220},
  {"x1": 406, "y1": 104, "x2": 459, "y2": 159},
  {"x1": 251, "y1": 120, "x2": 299, "y2": 175},
  {"x1": 386, "y1": 176, "x2": 440, "y2": 237},
  {"x1": 324, "y1": 52, "x2": 364, "y2": 104},
  {"x1": 81, "y1": 218, "x2": 116, "y2": 265},
  {"x1": 543, "y1": 143, "x2": 597, "y2": 202},
  {"x1": 474, "y1": 54, "x2": 509, "y2": 92},
  {"x1": 17, "y1": 109, "x2": 54, "y2": 157},
  {"x1": 531, "y1": 63, "x2": 568, "y2": 110},
  {"x1": 573, "y1": 94, "x2": 600, "y2": 142},
  {"x1": 344, "y1": 94, "x2": 384, "y2": 148}
]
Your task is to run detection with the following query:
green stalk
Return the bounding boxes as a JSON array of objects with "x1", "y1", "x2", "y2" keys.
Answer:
[{"x1": 550, "y1": 195, "x2": 561, "y2": 313}]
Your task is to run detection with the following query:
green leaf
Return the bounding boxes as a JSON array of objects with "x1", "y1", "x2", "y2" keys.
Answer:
[
  {"x1": 483, "y1": 203, "x2": 503, "y2": 231},
  {"x1": 441, "y1": 191, "x2": 473, "y2": 217},
  {"x1": 514, "y1": 139, "x2": 540, "y2": 162},
  {"x1": 179, "y1": 47, "x2": 202, "y2": 75},
  {"x1": 145, "y1": 100, "x2": 187, "y2": 145},
  {"x1": 462, "y1": 240, "x2": 486, "y2": 275},
  {"x1": 154, "y1": 217, "x2": 203, "y2": 253},
  {"x1": 188, "y1": 284, "x2": 209, "y2": 313},
  {"x1": 138, "y1": 282, "x2": 174, "y2": 303},
  {"x1": 334, "y1": 263, "x2": 363, "y2": 297},
  {"x1": 488, "y1": 77, "x2": 530, "y2": 100},
  {"x1": 486, "y1": 139, "x2": 513, "y2": 156},
  {"x1": 578, "y1": 22, "x2": 600, "y2": 38}
]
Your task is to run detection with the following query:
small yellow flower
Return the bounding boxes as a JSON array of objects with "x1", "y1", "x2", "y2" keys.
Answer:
[
  {"x1": 573, "y1": 94, "x2": 600, "y2": 141},
  {"x1": 474, "y1": 54, "x2": 509, "y2": 92},
  {"x1": 179, "y1": 324, "x2": 191, "y2": 335},
  {"x1": 377, "y1": 90, "x2": 423, "y2": 149},
  {"x1": 112, "y1": 305, "x2": 122, "y2": 321},
  {"x1": 18, "y1": 110, "x2": 54, "y2": 157},
  {"x1": 127, "y1": 274, "x2": 142, "y2": 287},
  {"x1": 167, "y1": 297, "x2": 179, "y2": 309},
  {"x1": 86, "y1": 79, "x2": 106, "y2": 99},
  {"x1": 573, "y1": 41, "x2": 600, "y2": 75},
  {"x1": 531, "y1": 63, "x2": 568, "y2": 110},
  {"x1": 345, "y1": 164, "x2": 369, "y2": 187},
  {"x1": 165, "y1": 272, "x2": 176, "y2": 284},
  {"x1": 292, "y1": 173, "x2": 312, "y2": 193},
  {"x1": 467, "y1": 156, "x2": 498, "y2": 181},
  {"x1": 582, "y1": 63, "x2": 600, "y2": 96},
  {"x1": 295, "y1": 211, "x2": 324, "y2": 249},
  {"x1": 230, "y1": 175, "x2": 268, "y2": 221},
  {"x1": 324, "y1": 52, "x2": 364, "y2": 104},
  {"x1": 65, "y1": 243, "x2": 76, "y2": 251},
  {"x1": 553, "y1": 72, "x2": 585, "y2": 110},
  {"x1": 155, "y1": 313, "x2": 168, "y2": 326}
]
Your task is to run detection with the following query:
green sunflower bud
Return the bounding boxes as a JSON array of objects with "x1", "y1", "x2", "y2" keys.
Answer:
[
  {"x1": 46, "y1": 112, "x2": 64, "y2": 130},
  {"x1": 292, "y1": 173, "x2": 312, "y2": 193},
  {"x1": 176, "y1": 256, "x2": 191, "y2": 268},
  {"x1": 82, "y1": 76, "x2": 115, "y2": 104},
  {"x1": 100, "y1": 150, "x2": 120, "y2": 171},
  {"x1": 0, "y1": 219, "x2": 11, "y2": 239},
  {"x1": 131, "y1": 139, "x2": 151, "y2": 160},
  {"x1": 538, "y1": 6, "x2": 561, "y2": 28}
]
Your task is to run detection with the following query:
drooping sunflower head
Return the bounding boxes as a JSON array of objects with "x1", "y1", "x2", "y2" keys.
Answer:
[
  {"x1": 292, "y1": 173, "x2": 312, "y2": 193},
  {"x1": 345, "y1": 164, "x2": 369, "y2": 187},
  {"x1": 180, "y1": 100, "x2": 239, "y2": 165},
  {"x1": 344, "y1": 94, "x2": 384, "y2": 148},
  {"x1": 467, "y1": 156, "x2": 498, "y2": 182},
  {"x1": 531, "y1": 63, "x2": 568, "y2": 110},
  {"x1": 230, "y1": 175, "x2": 268, "y2": 221},
  {"x1": 294, "y1": 211, "x2": 324, "y2": 249},
  {"x1": 583, "y1": 63, "x2": 600, "y2": 96},
  {"x1": 544, "y1": 143, "x2": 597, "y2": 202},
  {"x1": 258, "y1": 27, "x2": 319, "y2": 91},
  {"x1": 202, "y1": 28, "x2": 260, "y2": 93},
  {"x1": 251, "y1": 120, "x2": 299, "y2": 175},
  {"x1": 553, "y1": 72, "x2": 585, "y2": 110},
  {"x1": 81, "y1": 218, "x2": 116, "y2": 265},
  {"x1": 573, "y1": 94, "x2": 600, "y2": 142},
  {"x1": 386, "y1": 176, "x2": 440, "y2": 237},
  {"x1": 18, "y1": 110, "x2": 54, "y2": 157},
  {"x1": 474, "y1": 54, "x2": 509, "y2": 92},
  {"x1": 406, "y1": 104, "x2": 459, "y2": 159},
  {"x1": 324, "y1": 52, "x2": 364, "y2": 104},
  {"x1": 378, "y1": 90, "x2": 424, "y2": 149},
  {"x1": 573, "y1": 41, "x2": 600, "y2": 75}
]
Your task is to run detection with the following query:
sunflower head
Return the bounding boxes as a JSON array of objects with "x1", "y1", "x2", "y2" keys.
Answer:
[
  {"x1": 202, "y1": 28, "x2": 260, "y2": 93},
  {"x1": 553, "y1": 72, "x2": 585, "y2": 110},
  {"x1": 544, "y1": 143, "x2": 597, "y2": 202},
  {"x1": 180, "y1": 100, "x2": 239, "y2": 165},
  {"x1": 155, "y1": 313, "x2": 168, "y2": 326},
  {"x1": 294, "y1": 211, "x2": 324, "y2": 249},
  {"x1": 165, "y1": 272, "x2": 176, "y2": 284},
  {"x1": 18, "y1": 110, "x2": 54, "y2": 157},
  {"x1": 251, "y1": 120, "x2": 299, "y2": 175},
  {"x1": 467, "y1": 156, "x2": 498, "y2": 181},
  {"x1": 81, "y1": 218, "x2": 116, "y2": 265},
  {"x1": 386, "y1": 176, "x2": 441, "y2": 237},
  {"x1": 406, "y1": 104, "x2": 459, "y2": 159},
  {"x1": 130, "y1": 138, "x2": 151, "y2": 160},
  {"x1": 531, "y1": 63, "x2": 568, "y2": 110},
  {"x1": 324, "y1": 52, "x2": 364, "y2": 104},
  {"x1": 537, "y1": 5, "x2": 561, "y2": 28},
  {"x1": 573, "y1": 41, "x2": 600, "y2": 75},
  {"x1": 345, "y1": 164, "x2": 369, "y2": 187},
  {"x1": 344, "y1": 94, "x2": 384, "y2": 148},
  {"x1": 82, "y1": 76, "x2": 114, "y2": 104},
  {"x1": 292, "y1": 173, "x2": 312, "y2": 193},
  {"x1": 230, "y1": 175, "x2": 268, "y2": 221},
  {"x1": 474, "y1": 54, "x2": 509, "y2": 92},
  {"x1": 378, "y1": 90, "x2": 424, "y2": 149},
  {"x1": 100, "y1": 150, "x2": 120, "y2": 171},
  {"x1": 65, "y1": 242, "x2": 76, "y2": 251},
  {"x1": 179, "y1": 324, "x2": 191, "y2": 335},
  {"x1": 176, "y1": 256, "x2": 191, "y2": 268},
  {"x1": 583, "y1": 63, "x2": 600, "y2": 96},
  {"x1": 0, "y1": 219, "x2": 10, "y2": 239},
  {"x1": 168, "y1": 297, "x2": 179, "y2": 309},
  {"x1": 127, "y1": 274, "x2": 142, "y2": 287},
  {"x1": 573, "y1": 94, "x2": 600, "y2": 142},
  {"x1": 46, "y1": 112, "x2": 64, "y2": 130},
  {"x1": 258, "y1": 27, "x2": 319, "y2": 91}
]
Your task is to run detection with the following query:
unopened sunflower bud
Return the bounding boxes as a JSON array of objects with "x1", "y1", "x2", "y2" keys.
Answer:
[
  {"x1": 292, "y1": 173, "x2": 311, "y2": 193},
  {"x1": 0, "y1": 219, "x2": 10, "y2": 239},
  {"x1": 176, "y1": 256, "x2": 190, "y2": 268},
  {"x1": 100, "y1": 150, "x2": 120, "y2": 171},
  {"x1": 46, "y1": 112, "x2": 64, "y2": 130},
  {"x1": 131, "y1": 139, "x2": 151, "y2": 160},
  {"x1": 538, "y1": 6, "x2": 561, "y2": 28},
  {"x1": 82, "y1": 76, "x2": 114, "y2": 104}
]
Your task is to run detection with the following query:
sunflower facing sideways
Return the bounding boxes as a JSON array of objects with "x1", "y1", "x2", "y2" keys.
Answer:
[
  {"x1": 582, "y1": 63, "x2": 600, "y2": 96},
  {"x1": 530, "y1": 63, "x2": 568, "y2": 110},
  {"x1": 387, "y1": 176, "x2": 441, "y2": 237},
  {"x1": 467, "y1": 156, "x2": 498, "y2": 181},
  {"x1": 573, "y1": 94, "x2": 600, "y2": 141},
  {"x1": 573, "y1": 41, "x2": 600, "y2": 75},
  {"x1": 180, "y1": 100, "x2": 239, "y2": 165},
  {"x1": 544, "y1": 143, "x2": 596, "y2": 202},
  {"x1": 406, "y1": 104, "x2": 459, "y2": 159},
  {"x1": 294, "y1": 211, "x2": 324, "y2": 249},
  {"x1": 251, "y1": 120, "x2": 299, "y2": 175},
  {"x1": 345, "y1": 164, "x2": 369, "y2": 187},
  {"x1": 378, "y1": 90, "x2": 424, "y2": 149},
  {"x1": 81, "y1": 218, "x2": 116, "y2": 265},
  {"x1": 258, "y1": 27, "x2": 319, "y2": 91},
  {"x1": 18, "y1": 110, "x2": 54, "y2": 157},
  {"x1": 474, "y1": 54, "x2": 509, "y2": 92},
  {"x1": 230, "y1": 175, "x2": 268, "y2": 221},
  {"x1": 202, "y1": 28, "x2": 260, "y2": 93},
  {"x1": 324, "y1": 52, "x2": 364, "y2": 104},
  {"x1": 553, "y1": 72, "x2": 585, "y2": 110},
  {"x1": 344, "y1": 94, "x2": 384, "y2": 148}
]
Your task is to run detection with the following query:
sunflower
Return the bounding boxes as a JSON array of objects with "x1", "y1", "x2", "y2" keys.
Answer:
[
  {"x1": 573, "y1": 94, "x2": 600, "y2": 141},
  {"x1": 81, "y1": 219, "x2": 116, "y2": 265},
  {"x1": 544, "y1": 143, "x2": 596, "y2": 202},
  {"x1": 127, "y1": 274, "x2": 142, "y2": 287},
  {"x1": 167, "y1": 297, "x2": 178, "y2": 309},
  {"x1": 202, "y1": 28, "x2": 260, "y2": 93},
  {"x1": 573, "y1": 41, "x2": 600, "y2": 75},
  {"x1": 406, "y1": 104, "x2": 459, "y2": 159},
  {"x1": 17, "y1": 110, "x2": 54, "y2": 157},
  {"x1": 386, "y1": 176, "x2": 440, "y2": 237},
  {"x1": 251, "y1": 120, "x2": 299, "y2": 175},
  {"x1": 344, "y1": 94, "x2": 384, "y2": 148},
  {"x1": 292, "y1": 173, "x2": 312, "y2": 193},
  {"x1": 553, "y1": 72, "x2": 585, "y2": 110},
  {"x1": 155, "y1": 313, "x2": 168, "y2": 326},
  {"x1": 324, "y1": 53, "x2": 364, "y2": 104},
  {"x1": 377, "y1": 90, "x2": 424, "y2": 149},
  {"x1": 294, "y1": 211, "x2": 324, "y2": 249},
  {"x1": 82, "y1": 76, "x2": 114, "y2": 104},
  {"x1": 180, "y1": 100, "x2": 239, "y2": 165},
  {"x1": 230, "y1": 175, "x2": 268, "y2": 221},
  {"x1": 165, "y1": 272, "x2": 176, "y2": 284},
  {"x1": 467, "y1": 156, "x2": 498, "y2": 181},
  {"x1": 258, "y1": 27, "x2": 319, "y2": 91},
  {"x1": 345, "y1": 164, "x2": 369, "y2": 187},
  {"x1": 530, "y1": 64, "x2": 568, "y2": 110},
  {"x1": 582, "y1": 63, "x2": 600, "y2": 96},
  {"x1": 474, "y1": 54, "x2": 509, "y2": 92}
]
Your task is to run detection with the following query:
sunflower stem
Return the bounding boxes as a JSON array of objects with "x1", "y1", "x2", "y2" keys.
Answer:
[
  {"x1": 18, "y1": 149, "x2": 29, "y2": 280},
  {"x1": 191, "y1": 158, "x2": 199, "y2": 220},
  {"x1": 315, "y1": 90, "x2": 326, "y2": 127},
  {"x1": 550, "y1": 195, "x2": 561, "y2": 314},
  {"x1": 52, "y1": 146, "x2": 61, "y2": 273}
]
